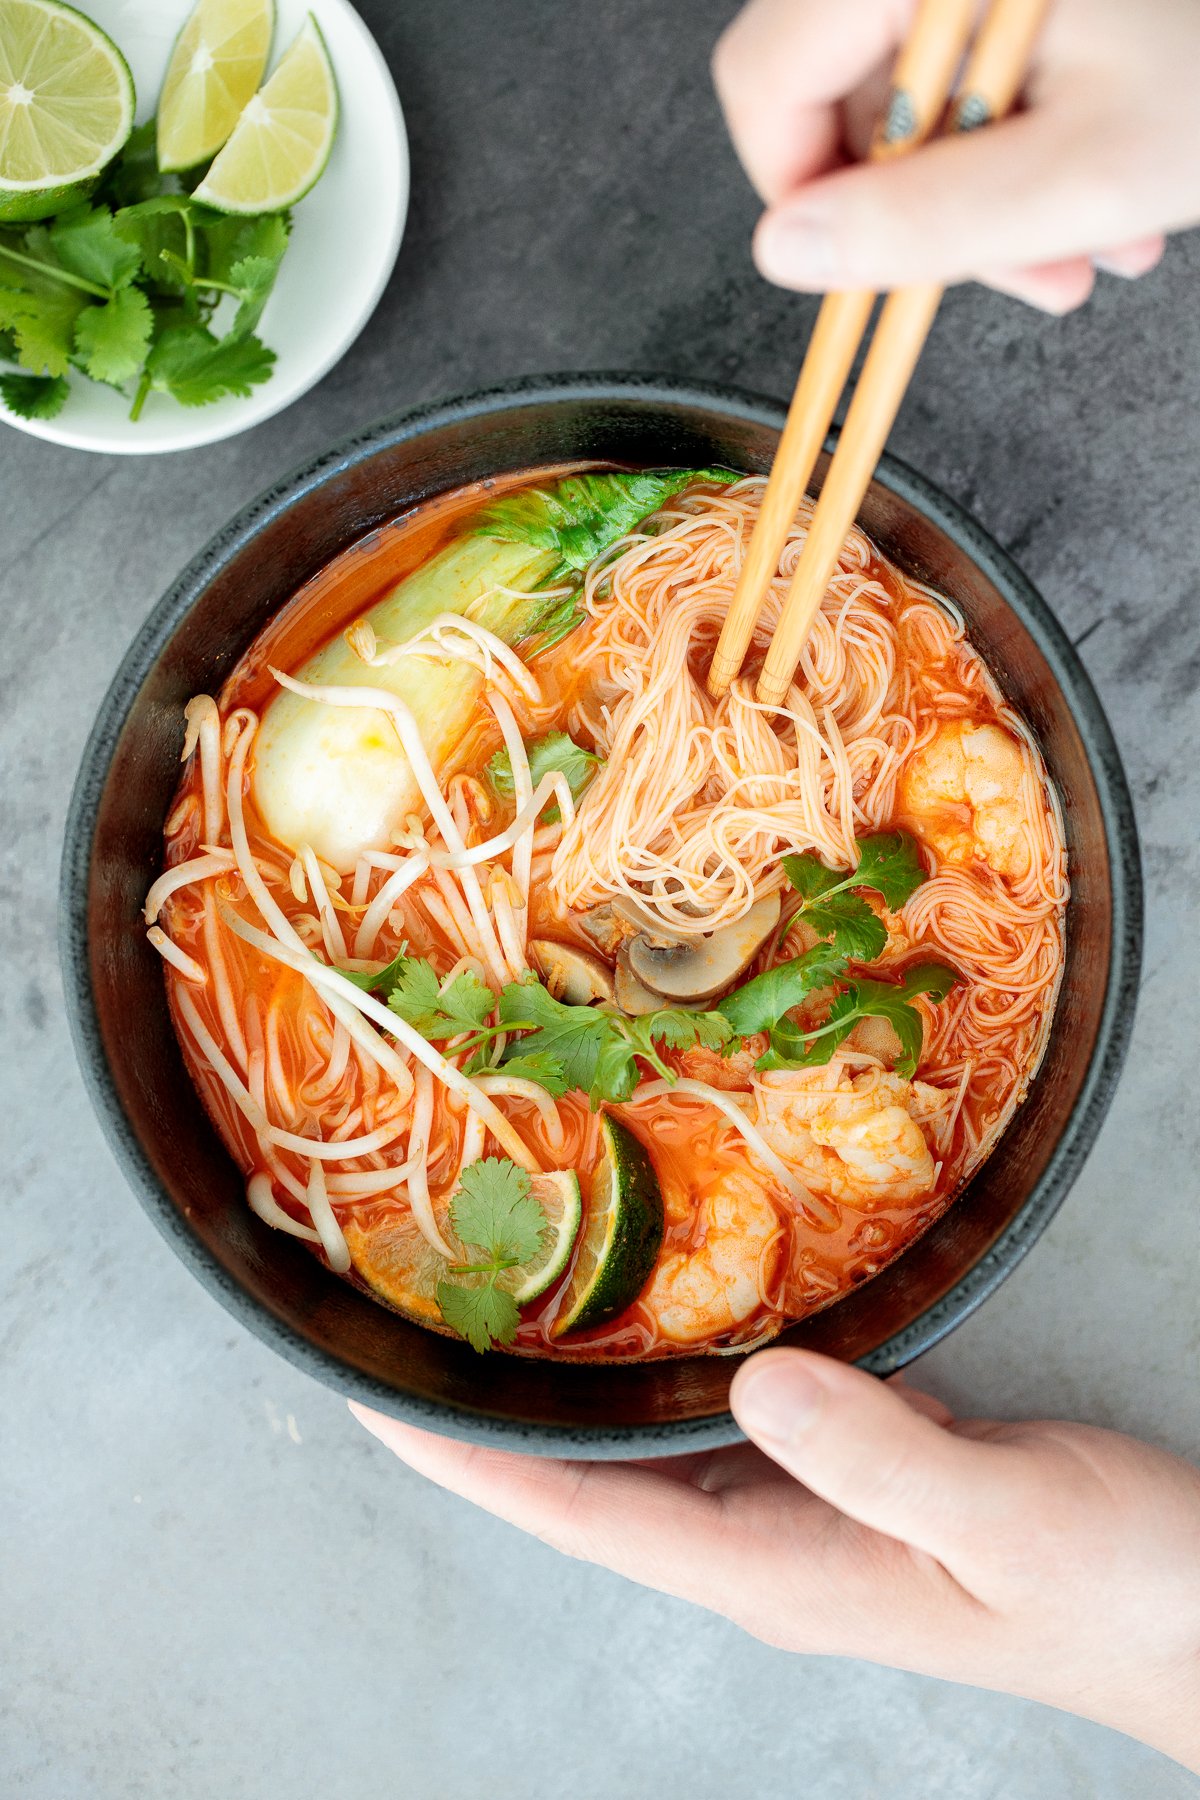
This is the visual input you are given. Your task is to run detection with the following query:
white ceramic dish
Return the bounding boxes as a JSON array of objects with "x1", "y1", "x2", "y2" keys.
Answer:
[{"x1": 0, "y1": 0, "x2": 408, "y2": 454}]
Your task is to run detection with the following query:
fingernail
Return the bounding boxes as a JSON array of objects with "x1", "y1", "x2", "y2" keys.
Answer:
[
  {"x1": 735, "y1": 1360, "x2": 826, "y2": 1445},
  {"x1": 1092, "y1": 254, "x2": 1136, "y2": 279},
  {"x1": 756, "y1": 211, "x2": 836, "y2": 286}
]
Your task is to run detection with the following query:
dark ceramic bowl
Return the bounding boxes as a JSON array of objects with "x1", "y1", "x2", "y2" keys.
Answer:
[{"x1": 61, "y1": 375, "x2": 1142, "y2": 1457}]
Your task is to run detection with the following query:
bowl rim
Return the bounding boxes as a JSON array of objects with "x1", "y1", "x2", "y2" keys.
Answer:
[{"x1": 59, "y1": 372, "x2": 1143, "y2": 1457}]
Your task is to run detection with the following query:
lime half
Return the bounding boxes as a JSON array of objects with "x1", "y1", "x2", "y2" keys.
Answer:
[
  {"x1": 0, "y1": 0, "x2": 134, "y2": 222},
  {"x1": 157, "y1": 0, "x2": 275, "y2": 174},
  {"x1": 553, "y1": 1115, "x2": 664, "y2": 1337},
  {"x1": 345, "y1": 1170, "x2": 583, "y2": 1333},
  {"x1": 190, "y1": 13, "x2": 336, "y2": 214}
]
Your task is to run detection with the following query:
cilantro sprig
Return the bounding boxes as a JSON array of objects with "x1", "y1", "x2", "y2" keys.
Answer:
[
  {"x1": 496, "y1": 979, "x2": 733, "y2": 1108},
  {"x1": 0, "y1": 125, "x2": 291, "y2": 423},
  {"x1": 435, "y1": 1159, "x2": 549, "y2": 1352},
  {"x1": 485, "y1": 729, "x2": 602, "y2": 824},
  {"x1": 782, "y1": 831, "x2": 929, "y2": 961},
  {"x1": 756, "y1": 962, "x2": 959, "y2": 1079}
]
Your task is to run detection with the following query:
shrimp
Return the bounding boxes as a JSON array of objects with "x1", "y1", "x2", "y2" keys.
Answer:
[
  {"x1": 898, "y1": 720, "x2": 1032, "y2": 883},
  {"x1": 641, "y1": 1168, "x2": 784, "y2": 1345},
  {"x1": 753, "y1": 1062, "x2": 949, "y2": 1210}
]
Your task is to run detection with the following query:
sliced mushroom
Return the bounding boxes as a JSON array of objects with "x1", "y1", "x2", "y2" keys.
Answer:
[
  {"x1": 615, "y1": 944, "x2": 673, "y2": 1015},
  {"x1": 626, "y1": 892, "x2": 782, "y2": 1004},
  {"x1": 577, "y1": 903, "x2": 631, "y2": 960},
  {"x1": 530, "y1": 939, "x2": 615, "y2": 1006}
]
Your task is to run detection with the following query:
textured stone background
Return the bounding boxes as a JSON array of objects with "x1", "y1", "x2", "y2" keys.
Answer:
[{"x1": 3, "y1": 3, "x2": 1198, "y2": 1796}]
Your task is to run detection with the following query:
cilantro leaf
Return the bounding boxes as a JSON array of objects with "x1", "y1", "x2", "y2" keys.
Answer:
[
  {"x1": 387, "y1": 957, "x2": 495, "y2": 1037},
  {"x1": 336, "y1": 945, "x2": 410, "y2": 993},
  {"x1": 497, "y1": 978, "x2": 733, "y2": 1106},
  {"x1": 435, "y1": 1158, "x2": 549, "y2": 1352},
  {"x1": 97, "y1": 122, "x2": 172, "y2": 208},
  {"x1": 717, "y1": 942, "x2": 849, "y2": 1037},
  {"x1": 73, "y1": 286, "x2": 153, "y2": 385},
  {"x1": 113, "y1": 198, "x2": 197, "y2": 294},
  {"x1": 145, "y1": 323, "x2": 276, "y2": 406},
  {"x1": 782, "y1": 831, "x2": 928, "y2": 960},
  {"x1": 493, "y1": 1052, "x2": 571, "y2": 1097},
  {"x1": 851, "y1": 832, "x2": 929, "y2": 910},
  {"x1": 485, "y1": 729, "x2": 602, "y2": 824},
  {"x1": 0, "y1": 283, "x2": 84, "y2": 377},
  {"x1": 451, "y1": 1158, "x2": 546, "y2": 1267},
  {"x1": 227, "y1": 253, "x2": 282, "y2": 338},
  {"x1": 758, "y1": 960, "x2": 959, "y2": 1079},
  {"x1": 200, "y1": 210, "x2": 290, "y2": 286},
  {"x1": 0, "y1": 371, "x2": 68, "y2": 419},
  {"x1": 436, "y1": 1282, "x2": 520, "y2": 1355},
  {"x1": 49, "y1": 205, "x2": 142, "y2": 292},
  {"x1": 497, "y1": 978, "x2": 606, "y2": 1096}
]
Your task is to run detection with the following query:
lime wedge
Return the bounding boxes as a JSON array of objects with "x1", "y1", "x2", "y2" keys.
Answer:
[
  {"x1": 0, "y1": 0, "x2": 134, "y2": 223},
  {"x1": 553, "y1": 1115, "x2": 664, "y2": 1337},
  {"x1": 190, "y1": 14, "x2": 336, "y2": 214},
  {"x1": 157, "y1": 0, "x2": 275, "y2": 175},
  {"x1": 345, "y1": 1171, "x2": 583, "y2": 1332}
]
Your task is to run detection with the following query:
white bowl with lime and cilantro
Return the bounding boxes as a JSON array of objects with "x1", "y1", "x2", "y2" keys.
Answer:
[{"x1": 0, "y1": 0, "x2": 407, "y2": 453}]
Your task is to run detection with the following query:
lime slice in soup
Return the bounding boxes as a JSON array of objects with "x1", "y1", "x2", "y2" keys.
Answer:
[
  {"x1": 0, "y1": 0, "x2": 134, "y2": 223},
  {"x1": 553, "y1": 1116, "x2": 664, "y2": 1337},
  {"x1": 345, "y1": 1171, "x2": 582, "y2": 1329},
  {"x1": 157, "y1": 0, "x2": 275, "y2": 174},
  {"x1": 190, "y1": 14, "x2": 336, "y2": 213}
]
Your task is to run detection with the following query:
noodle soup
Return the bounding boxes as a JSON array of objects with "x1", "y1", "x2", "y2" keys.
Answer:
[{"x1": 146, "y1": 467, "x2": 1066, "y2": 1360}]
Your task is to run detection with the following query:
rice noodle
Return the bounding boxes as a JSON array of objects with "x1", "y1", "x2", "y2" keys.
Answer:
[
  {"x1": 247, "y1": 1172, "x2": 322, "y2": 1244},
  {"x1": 146, "y1": 926, "x2": 205, "y2": 983},
  {"x1": 357, "y1": 610, "x2": 543, "y2": 704},
  {"x1": 353, "y1": 851, "x2": 428, "y2": 958},
  {"x1": 474, "y1": 1074, "x2": 565, "y2": 1153},
  {"x1": 405, "y1": 1064, "x2": 454, "y2": 1256},
  {"x1": 182, "y1": 695, "x2": 224, "y2": 843},
  {"x1": 144, "y1": 851, "x2": 237, "y2": 923},
  {"x1": 303, "y1": 1159, "x2": 352, "y2": 1272},
  {"x1": 217, "y1": 904, "x2": 538, "y2": 1174}
]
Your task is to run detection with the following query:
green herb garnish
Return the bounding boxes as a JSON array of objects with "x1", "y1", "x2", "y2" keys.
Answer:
[
  {"x1": 435, "y1": 1159, "x2": 548, "y2": 1353},
  {"x1": 782, "y1": 830, "x2": 929, "y2": 961},
  {"x1": 757, "y1": 961, "x2": 959, "y2": 1079},
  {"x1": 497, "y1": 978, "x2": 733, "y2": 1107},
  {"x1": 485, "y1": 729, "x2": 602, "y2": 824},
  {"x1": 0, "y1": 142, "x2": 291, "y2": 422}
]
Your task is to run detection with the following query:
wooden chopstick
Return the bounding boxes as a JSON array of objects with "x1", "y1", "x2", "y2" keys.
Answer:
[
  {"x1": 706, "y1": 0, "x2": 976, "y2": 700},
  {"x1": 752, "y1": 0, "x2": 1049, "y2": 709}
]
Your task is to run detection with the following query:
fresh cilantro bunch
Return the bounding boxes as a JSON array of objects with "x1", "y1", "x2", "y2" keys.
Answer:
[
  {"x1": 496, "y1": 978, "x2": 733, "y2": 1107},
  {"x1": 781, "y1": 830, "x2": 929, "y2": 961},
  {"x1": 435, "y1": 1158, "x2": 549, "y2": 1353},
  {"x1": 0, "y1": 124, "x2": 287, "y2": 423}
]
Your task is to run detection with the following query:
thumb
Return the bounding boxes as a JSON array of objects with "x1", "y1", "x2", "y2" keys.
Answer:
[
  {"x1": 731, "y1": 1348, "x2": 1028, "y2": 1558},
  {"x1": 753, "y1": 105, "x2": 1143, "y2": 292}
]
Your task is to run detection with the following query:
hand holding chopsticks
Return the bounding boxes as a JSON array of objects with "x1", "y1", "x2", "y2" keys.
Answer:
[{"x1": 708, "y1": 0, "x2": 1050, "y2": 707}]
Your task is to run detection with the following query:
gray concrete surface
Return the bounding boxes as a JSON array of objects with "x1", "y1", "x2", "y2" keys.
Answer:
[{"x1": 3, "y1": 3, "x2": 1198, "y2": 1796}]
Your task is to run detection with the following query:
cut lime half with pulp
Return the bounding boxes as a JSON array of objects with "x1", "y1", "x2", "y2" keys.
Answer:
[
  {"x1": 190, "y1": 13, "x2": 337, "y2": 214},
  {"x1": 345, "y1": 1170, "x2": 582, "y2": 1332},
  {"x1": 0, "y1": 0, "x2": 134, "y2": 222},
  {"x1": 553, "y1": 1115, "x2": 664, "y2": 1337},
  {"x1": 157, "y1": 0, "x2": 275, "y2": 174}
]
